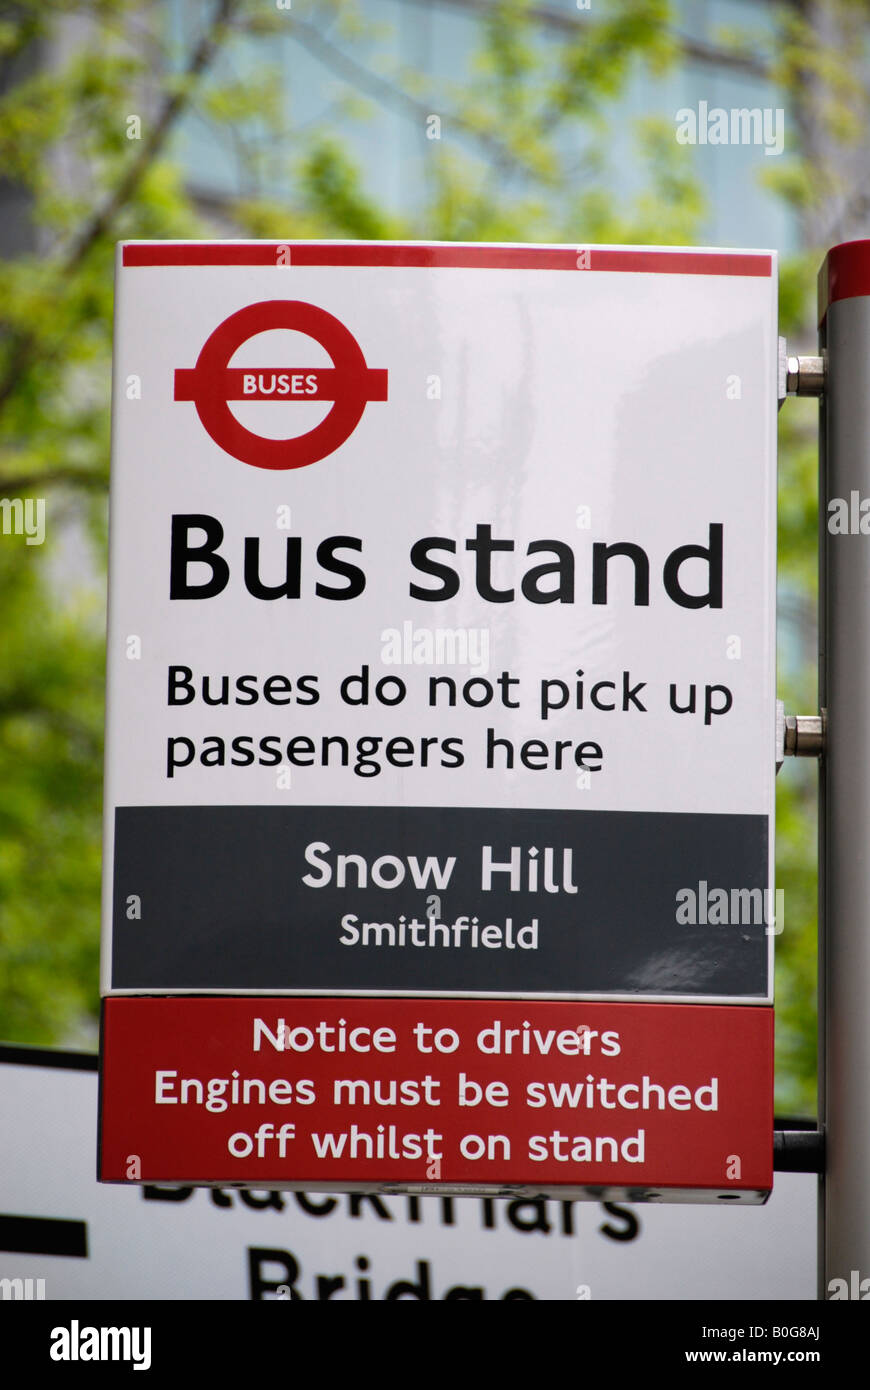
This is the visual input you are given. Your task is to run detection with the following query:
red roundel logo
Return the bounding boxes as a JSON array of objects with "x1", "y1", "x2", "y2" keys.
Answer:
[{"x1": 173, "y1": 300, "x2": 388, "y2": 470}]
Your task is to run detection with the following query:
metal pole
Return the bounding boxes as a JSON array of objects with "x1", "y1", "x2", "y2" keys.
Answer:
[{"x1": 818, "y1": 239, "x2": 870, "y2": 1297}]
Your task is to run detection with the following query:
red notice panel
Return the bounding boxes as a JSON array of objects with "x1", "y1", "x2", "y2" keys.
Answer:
[{"x1": 99, "y1": 998, "x2": 773, "y2": 1201}]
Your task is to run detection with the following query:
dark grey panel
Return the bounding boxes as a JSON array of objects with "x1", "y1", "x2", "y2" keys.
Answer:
[{"x1": 111, "y1": 805, "x2": 769, "y2": 996}]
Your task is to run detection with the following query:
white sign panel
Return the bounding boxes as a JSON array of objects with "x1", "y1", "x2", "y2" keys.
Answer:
[
  {"x1": 1, "y1": 1050, "x2": 813, "y2": 1299},
  {"x1": 102, "y1": 242, "x2": 777, "y2": 1000}
]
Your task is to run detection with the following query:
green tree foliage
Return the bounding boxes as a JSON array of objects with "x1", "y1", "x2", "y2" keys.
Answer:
[{"x1": 0, "y1": 0, "x2": 838, "y2": 1111}]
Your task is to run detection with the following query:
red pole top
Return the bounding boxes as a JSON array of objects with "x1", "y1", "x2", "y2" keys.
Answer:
[{"x1": 819, "y1": 239, "x2": 870, "y2": 325}]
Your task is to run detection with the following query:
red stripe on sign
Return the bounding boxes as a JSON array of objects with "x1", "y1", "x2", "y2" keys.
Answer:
[
  {"x1": 123, "y1": 244, "x2": 280, "y2": 266},
  {"x1": 589, "y1": 249, "x2": 771, "y2": 278},
  {"x1": 818, "y1": 239, "x2": 870, "y2": 323},
  {"x1": 122, "y1": 243, "x2": 772, "y2": 276},
  {"x1": 291, "y1": 244, "x2": 579, "y2": 270}
]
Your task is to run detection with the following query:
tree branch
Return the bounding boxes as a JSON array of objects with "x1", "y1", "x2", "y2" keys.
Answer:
[
  {"x1": 287, "y1": 15, "x2": 547, "y2": 180},
  {"x1": 402, "y1": 0, "x2": 771, "y2": 79},
  {"x1": 0, "y1": 465, "x2": 107, "y2": 494},
  {"x1": 0, "y1": 0, "x2": 240, "y2": 426},
  {"x1": 65, "y1": 0, "x2": 239, "y2": 273}
]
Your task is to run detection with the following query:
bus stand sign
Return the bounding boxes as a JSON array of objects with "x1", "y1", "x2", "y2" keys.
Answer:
[{"x1": 99, "y1": 241, "x2": 777, "y2": 1200}]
